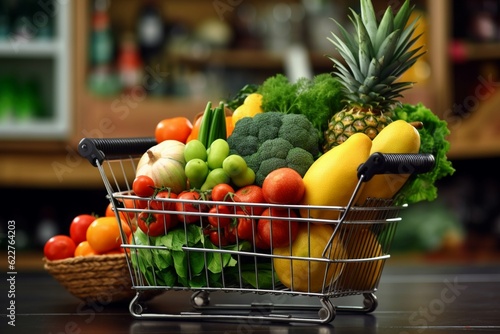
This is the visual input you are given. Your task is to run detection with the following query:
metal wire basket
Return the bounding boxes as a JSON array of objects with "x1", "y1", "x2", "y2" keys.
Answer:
[{"x1": 78, "y1": 137, "x2": 435, "y2": 324}]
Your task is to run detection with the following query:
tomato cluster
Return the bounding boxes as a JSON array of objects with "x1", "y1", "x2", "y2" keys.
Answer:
[
  {"x1": 43, "y1": 205, "x2": 134, "y2": 261},
  {"x1": 132, "y1": 181, "x2": 302, "y2": 251}
]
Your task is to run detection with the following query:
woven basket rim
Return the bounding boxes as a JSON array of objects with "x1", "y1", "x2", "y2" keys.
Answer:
[{"x1": 43, "y1": 253, "x2": 126, "y2": 265}]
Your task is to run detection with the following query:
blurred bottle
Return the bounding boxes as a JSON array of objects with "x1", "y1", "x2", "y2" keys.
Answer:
[
  {"x1": 0, "y1": 76, "x2": 17, "y2": 122},
  {"x1": 15, "y1": 78, "x2": 45, "y2": 120},
  {"x1": 117, "y1": 32, "x2": 143, "y2": 93},
  {"x1": 89, "y1": 0, "x2": 114, "y2": 66},
  {"x1": 88, "y1": 0, "x2": 121, "y2": 95},
  {"x1": 136, "y1": 0, "x2": 166, "y2": 65}
]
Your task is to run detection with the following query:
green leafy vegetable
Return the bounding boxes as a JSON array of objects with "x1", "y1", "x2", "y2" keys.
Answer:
[
  {"x1": 257, "y1": 73, "x2": 344, "y2": 137},
  {"x1": 393, "y1": 103, "x2": 455, "y2": 204},
  {"x1": 129, "y1": 225, "x2": 274, "y2": 289}
]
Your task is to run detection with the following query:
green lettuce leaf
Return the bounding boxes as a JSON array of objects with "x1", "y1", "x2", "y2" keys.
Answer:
[{"x1": 393, "y1": 103, "x2": 455, "y2": 204}]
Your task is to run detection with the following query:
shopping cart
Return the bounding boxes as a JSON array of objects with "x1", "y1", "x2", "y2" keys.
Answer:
[{"x1": 78, "y1": 137, "x2": 435, "y2": 324}]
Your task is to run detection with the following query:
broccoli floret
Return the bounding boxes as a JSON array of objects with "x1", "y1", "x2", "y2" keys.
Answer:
[
  {"x1": 256, "y1": 138, "x2": 293, "y2": 161},
  {"x1": 278, "y1": 113, "x2": 320, "y2": 157},
  {"x1": 227, "y1": 111, "x2": 320, "y2": 186},
  {"x1": 286, "y1": 147, "x2": 314, "y2": 177}
]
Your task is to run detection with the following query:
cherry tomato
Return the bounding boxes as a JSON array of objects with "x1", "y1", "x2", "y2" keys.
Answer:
[
  {"x1": 210, "y1": 230, "x2": 228, "y2": 247},
  {"x1": 69, "y1": 214, "x2": 96, "y2": 245},
  {"x1": 211, "y1": 183, "x2": 235, "y2": 202},
  {"x1": 137, "y1": 211, "x2": 173, "y2": 237},
  {"x1": 234, "y1": 185, "x2": 266, "y2": 215},
  {"x1": 257, "y1": 208, "x2": 299, "y2": 249},
  {"x1": 175, "y1": 191, "x2": 208, "y2": 224},
  {"x1": 155, "y1": 116, "x2": 193, "y2": 144},
  {"x1": 207, "y1": 205, "x2": 232, "y2": 228},
  {"x1": 150, "y1": 191, "x2": 177, "y2": 211},
  {"x1": 236, "y1": 211, "x2": 256, "y2": 241},
  {"x1": 133, "y1": 175, "x2": 156, "y2": 197},
  {"x1": 44, "y1": 235, "x2": 76, "y2": 261},
  {"x1": 224, "y1": 224, "x2": 237, "y2": 245}
]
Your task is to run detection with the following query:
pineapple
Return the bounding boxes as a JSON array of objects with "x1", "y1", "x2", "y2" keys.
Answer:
[{"x1": 323, "y1": 0, "x2": 425, "y2": 151}]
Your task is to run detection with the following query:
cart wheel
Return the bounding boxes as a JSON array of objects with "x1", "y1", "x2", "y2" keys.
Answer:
[
  {"x1": 132, "y1": 303, "x2": 144, "y2": 315},
  {"x1": 318, "y1": 298, "x2": 336, "y2": 323},
  {"x1": 363, "y1": 293, "x2": 378, "y2": 313},
  {"x1": 191, "y1": 291, "x2": 210, "y2": 308},
  {"x1": 129, "y1": 292, "x2": 144, "y2": 316}
]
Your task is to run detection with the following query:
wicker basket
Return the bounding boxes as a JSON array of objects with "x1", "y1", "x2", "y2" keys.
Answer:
[{"x1": 44, "y1": 254, "x2": 140, "y2": 304}]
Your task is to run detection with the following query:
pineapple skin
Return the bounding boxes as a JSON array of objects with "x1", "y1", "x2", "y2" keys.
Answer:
[{"x1": 323, "y1": 108, "x2": 392, "y2": 151}]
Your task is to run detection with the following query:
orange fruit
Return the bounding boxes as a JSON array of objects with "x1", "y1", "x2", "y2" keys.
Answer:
[
  {"x1": 155, "y1": 116, "x2": 193, "y2": 143},
  {"x1": 262, "y1": 168, "x2": 305, "y2": 204},
  {"x1": 225, "y1": 115, "x2": 234, "y2": 137},
  {"x1": 74, "y1": 241, "x2": 98, "y2": 257},
  {"x1": 186, "y1": 115, "x2": 203, "y2": 142},
  {"x1": 86, "y1": 217, "x2": 126, "y2": 254}
]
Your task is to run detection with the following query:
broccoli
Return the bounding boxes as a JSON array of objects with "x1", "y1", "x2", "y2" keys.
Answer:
[{"x1": 227, "y1": 112, "x2": 319, "y2": 186}]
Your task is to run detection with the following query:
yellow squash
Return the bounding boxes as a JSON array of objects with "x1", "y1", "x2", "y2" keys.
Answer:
[
  {"x1": 273, "y1": 223, "x2": 346, "y2": 293},
  {"x1": 300, "y1": 133, "x2": 372, "y2": 220},
  {"x1": 356, "y1": 120, "x2": 421, "y2": 205}
]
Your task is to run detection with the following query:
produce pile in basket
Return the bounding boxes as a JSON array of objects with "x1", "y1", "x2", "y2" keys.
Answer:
[{"x1": 45, "y1": 0, "x2": 455, "y2": 295}]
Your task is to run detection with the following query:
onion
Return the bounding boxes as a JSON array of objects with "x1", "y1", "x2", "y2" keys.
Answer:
[{"x1": 135, "y1": 140, "x2": 187, "y2": 194}]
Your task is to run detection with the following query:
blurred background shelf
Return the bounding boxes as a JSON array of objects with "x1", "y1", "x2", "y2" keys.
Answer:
[{"x1": 0, "y1": 0, "x2": 70, "y2": 140}]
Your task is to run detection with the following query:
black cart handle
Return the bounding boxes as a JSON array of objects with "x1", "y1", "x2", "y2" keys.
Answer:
[
  {"x1": 357, "y1": 152, "x2": 435, "y2": 182},
  {"x1": 78, "y1": 137, "x2": 157, "y2": 167},
  {"x1": 78, "y1": 137, "x2": 436, "y2": 178}
]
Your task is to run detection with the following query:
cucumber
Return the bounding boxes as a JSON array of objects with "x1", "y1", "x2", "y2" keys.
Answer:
[
  {"x1": 198, "y1": 101, "x2": 213, "y2": 148},
  {"x1": 207, "y1": 103, "x2": 224, "y2": 148}
]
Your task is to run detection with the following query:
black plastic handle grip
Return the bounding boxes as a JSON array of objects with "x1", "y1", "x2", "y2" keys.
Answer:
[
  {"x1": 78, "y1": 137, "x2": 157, "y2": 167},
  {"x1": 357, "y1": 152, "x2": 435, "y2": 182}
]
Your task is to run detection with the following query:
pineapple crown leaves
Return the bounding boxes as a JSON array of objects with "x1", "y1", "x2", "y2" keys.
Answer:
[{"x1": 327, "y1": 0, "x2": 426, "y2": 112}]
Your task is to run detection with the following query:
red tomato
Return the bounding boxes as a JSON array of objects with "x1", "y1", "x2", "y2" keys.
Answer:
[
  {"x1": 207, "y1": 205, "x2": 232, "y2": 228},
  {"x1": 175, "y1": 191, "x2": 208, "y2": 224},
  {"x1": 137, "y1": 212, "x2": 174, "y2": 237},
  {"x1": 236, "y1": 211, "x2": 256, "y2": 241},
  {"x1": 257, "y1": 208, "x2": 299, "y2": 249},
  {"x1": 69, "y1": 214, "x2": 96, "y2": 245},
  {"x1": 133, "y1": 175, "x2": 156, "y2": 197},
  {"x1": 155, "y1": 116, "x2": 193, "y2": 143},
  {"x1": 262, "y1": 167, "x2": 305, "y2": 204},
  {"x1": 234, "y1": 185, "x2": 266, "y2": 215},
  {"x1": 211, "y1": 183, "x2": 235, "y2": 202},
  {"x1": 44, "y1": 235, "x2": 76, "y2": 261},
  {"x1": 224, "y1": 224, "x2": 237, "y2": 245},
  {"x1": 150, "y1": 191, "x2": 177, "y2": 211},
  {"x1": 210, "y1": 230, "x2": 228, "y2": 247}
]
